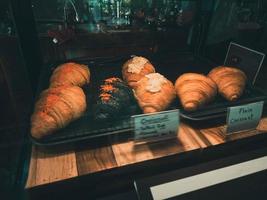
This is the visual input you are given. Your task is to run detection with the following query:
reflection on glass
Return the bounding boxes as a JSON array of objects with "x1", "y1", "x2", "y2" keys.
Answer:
[
  {"x1": 31, "y1": 0, "x2": 197, "y2": 33},
  {"x1": 206, "y1": 0, "x2": 264, "y2": 46}
]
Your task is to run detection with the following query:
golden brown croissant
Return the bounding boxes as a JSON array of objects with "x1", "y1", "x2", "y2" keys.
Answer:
[
  {"x1": 50, "y1": 62, "x2": 90, "y2": 87},
  {"x1": 175, "y1": 73, "x2": 217, "y2": 111},
  {"x1": 31, "y1": 86, "x2": 86, "y2": 139},
  {"x1": 122, "y1": 56, "x2": 155, "y2": 89},
  {"x1": 134, "y1": 73, "x2": 176, "y2": 113},
  {"x1": 208, "y1": 66, "x2": 247, "y2": 101}
]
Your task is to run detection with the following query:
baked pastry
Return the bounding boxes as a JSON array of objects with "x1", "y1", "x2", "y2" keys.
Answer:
[
  {"x1": 31, "y1": 86, "x2": 86, "y2": 139},
  {"x1": 122, "y1": 56, "x2": 155, "y2": 89},
  {"x1": 134, "y1": 73, "x2": 176, "y2": 113},
  {"x1": 50, "y1": 62, "x2": 90, "y2": 87},
  {"x1": 175, "y1": 73, "x2": 217, "y2": 111},
  {"x1": 94, "y1": 77, "x2": 137, "y2": 120},
  {"x1": 208, "y1": 66, "x2": 247, "y2": 101}
]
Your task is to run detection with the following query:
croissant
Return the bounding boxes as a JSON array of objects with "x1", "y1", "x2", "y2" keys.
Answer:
[
  {"x1": 94, "y1": 77, "x2": 137, "y2": 120},
  {"x1": 134, "y1": 73, "x2": 176, "y2": 113},
  {"x1": 31, "y1": 86, "x2": 86, "y2": 139},
  {"x1": 175, "y1": 73, "x2": 217, "y2": 111},
  {"x1": 50, "y1": 62, "x2": 90, "y2": 87},
  {"x1": 208, "y1": 66, "x2": 247, "y2": 101},
  {"x1": 122, "y1": 56, "x2": 155, "y2": 89}
]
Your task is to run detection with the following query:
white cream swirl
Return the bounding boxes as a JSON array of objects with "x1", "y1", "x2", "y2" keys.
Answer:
[
  {"x1": 127, "y1": 56, "x2": 149, "y2": 74},
  {"x1": 145, "y1": 73, "x2": 167, "y2": 93}
]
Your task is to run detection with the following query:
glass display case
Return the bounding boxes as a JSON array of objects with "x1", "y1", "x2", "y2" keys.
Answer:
[
  {"x1": 2, "y1": 0, "x2": 267, "y2": 199},
  {"x1": 20, "y1": 0, "x2": 267, "y2": 145}
]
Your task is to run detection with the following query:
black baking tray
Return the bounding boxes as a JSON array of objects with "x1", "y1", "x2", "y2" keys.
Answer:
[
  {"x1": 29, "y1": 53, "x2": 267, "y2": 146},
  {"x1": 29, "y1": 55, "x2": 139, "y2": 146}
]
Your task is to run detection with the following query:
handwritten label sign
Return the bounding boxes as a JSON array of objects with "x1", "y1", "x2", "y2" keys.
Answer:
[
  {"x1": 132, "y1": 109, "x2": 179, "y2": 143},
  {"x1": 226, "y1": 101, "x2": 264, "y2": 134}
]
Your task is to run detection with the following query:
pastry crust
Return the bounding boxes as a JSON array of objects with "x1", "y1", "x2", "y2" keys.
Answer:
[
  {"x1": 122, "y1": 57, "x2": 155, "y2": 89},
  {"x1": 208, "y1": 66, "x2": 247, "y2": 101},
  {"x1": 134, "y1": 73, "x2": 176, "y2": 113},
  {"x1": 50, "y1": 62, "x2": 90, "y2": 87},
  {"x1": 175, "y1": 73, "x2": 217, "y2": 111},
  {"x1": 31, "y1": 86, "x2": 86, "y2": 139}
]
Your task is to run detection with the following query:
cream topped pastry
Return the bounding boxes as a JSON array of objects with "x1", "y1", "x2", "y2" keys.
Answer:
[
  {"x1": 127, "y1": 56, "x2": 149, "y2": 74},
  {"x1": 145, "y1": 73, "x2": 167, "y2": 93}
]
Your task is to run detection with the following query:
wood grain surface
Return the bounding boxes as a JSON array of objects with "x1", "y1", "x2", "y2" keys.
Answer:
[
  {"x1": 199, "y1": 126, "x2": 226, "y2": 145},
  {"x1": 111, "y1": 123, "x2": 205, "y2": 166},
  {"x1": 112, "y1": 141, "x2": 154, "y2": 166},
  {"x1": 26, "y1": 117, "x2": 267, "y2": 189},
  {"x1": 26, "y1": 146, "x2": 78, "y2": 188},
  {"x1": 75, "y1": 145, "x2": 118, "y2": 175},
  {"x1": 199, "y1": 117, "x2": 267, "y2": 145}
]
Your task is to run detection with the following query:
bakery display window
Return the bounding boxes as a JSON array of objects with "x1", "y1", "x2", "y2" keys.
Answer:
[
  {"x1": 1, "y1": 0, "x2": 265, "y2": 199},
  {"x1": 22, "y1": 0, "x2": 267, "y2": 146}
]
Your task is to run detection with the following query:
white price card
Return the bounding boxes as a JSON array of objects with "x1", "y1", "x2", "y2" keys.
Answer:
[
  {"x1": 132, "y1": 109, "x2": 179, "y2": 143},
  {"x1": 226, "y1": 101, "x2": 264, "y2": 134}
]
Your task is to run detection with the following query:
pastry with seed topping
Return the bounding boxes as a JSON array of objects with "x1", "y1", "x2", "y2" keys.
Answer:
[
  {"x1": 94, "y1": 77, "x2": 137, "y2": 120},
  {"x1": 122, "y1": 56, "x2": 155, "y2": 89},
  {"x1": 134, "y1": 73, "x2": 176, "y2": 113}
]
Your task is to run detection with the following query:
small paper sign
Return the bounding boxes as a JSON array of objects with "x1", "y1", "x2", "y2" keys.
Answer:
[
  {"x1": 226, "y1": 101, "x2": 264, "y2": 134},
  {"x1": 132, "y1": 109, "x2": 179, "y2": 143}
]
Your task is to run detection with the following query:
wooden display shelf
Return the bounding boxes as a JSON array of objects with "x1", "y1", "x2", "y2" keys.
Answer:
[{"x1": 25, "y1": 117, "x2": 267, "y2": 189}]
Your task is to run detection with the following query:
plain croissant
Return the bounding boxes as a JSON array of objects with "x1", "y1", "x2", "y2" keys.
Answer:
[
  {"x1": 122, "y1": 56, "x2": 155, "y2": 89},
  {"x1": 134, "y1": 73, "x2": 176, "y2": 113},
  {"x1": 50, "y1": 62, "x2": 90, "y2": 87},
  {"x1": 175, "y1": 73, "x2": 217, "y2": 111},
  {"x1": 208, "y1": 66, "x2": 247, "y2": 101},
  {"x1": 31, "y1": 86, "x2": 86, "y2": 139}
]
